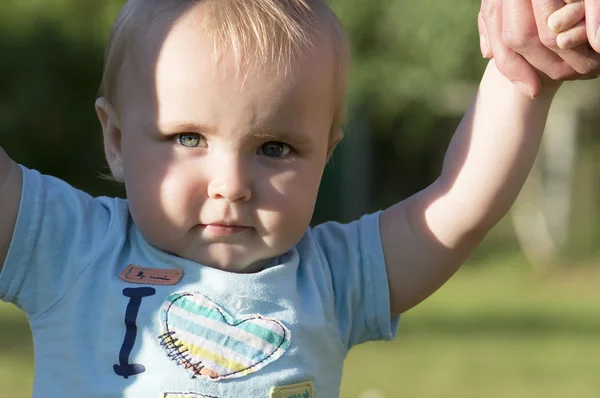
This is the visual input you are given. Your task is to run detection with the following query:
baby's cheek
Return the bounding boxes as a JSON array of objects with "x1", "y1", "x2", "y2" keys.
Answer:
[
  {"x1": 257, "y1": 196, "x2": 312, "y2": 247},
  {"x1": 157, "y1": 177, "x2": 201, "y2": 224}
]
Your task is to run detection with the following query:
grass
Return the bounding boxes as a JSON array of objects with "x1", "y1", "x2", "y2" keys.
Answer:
[
  {"x1": 341, "y1": 253, "x2": 600, "y2": 397},
  {"x1": 2, "y1": 252, "x2": 600, "y2": 397},
  {"x1": 0, "y1": 302, "x2": 34, "y2": 397}
]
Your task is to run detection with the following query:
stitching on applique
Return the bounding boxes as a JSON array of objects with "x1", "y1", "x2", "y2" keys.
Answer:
[
  {"x1": 159, "y1": 292, "x2": 290, "y2": 380},
  {"x1": 159, "y1": 295, "x2": 208, "y2": 379},
  {"x1": 158, "y1": 331, "x2": 206, "y2": 378}
]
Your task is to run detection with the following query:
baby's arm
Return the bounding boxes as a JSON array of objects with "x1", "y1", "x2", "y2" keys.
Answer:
[
  {"x1": 381, "y1": 61, "x2": 561, "y2": 316},
  {"x1": 0, "y1": 147, "x2": 22, "y2": 271},
  {"x1": 548, "y1": 0, "x2": 587, "y2": 49}
]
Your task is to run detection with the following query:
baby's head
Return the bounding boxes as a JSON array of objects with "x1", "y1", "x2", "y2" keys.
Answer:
[{"x1": 95, "y1": 0, "x2": 349, "y2": 272}]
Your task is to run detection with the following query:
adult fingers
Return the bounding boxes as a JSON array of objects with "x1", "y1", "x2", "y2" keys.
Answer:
[
  {"x1": 585, "y1": 0, "x2": 600, "y2": 53},
  {"x1": 548, "y1": 1, "x2": 585, "y2": 32},
  {"x1": 502, "y1": 0, "x2": 579, "y2": 80},
  {"x1": 481, "y1": 0, "x2": 542, "y2": 96},
  {"x1": 531, "y1": 0, "x2": 600, "y2": 76},
  {"x1": 557, "y1": 21, "x2": 588, "y2": 49}
]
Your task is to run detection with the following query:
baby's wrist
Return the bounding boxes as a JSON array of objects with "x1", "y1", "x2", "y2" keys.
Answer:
[{"x1": 537, "y1": 77, "x2": 562, "y2": 100}]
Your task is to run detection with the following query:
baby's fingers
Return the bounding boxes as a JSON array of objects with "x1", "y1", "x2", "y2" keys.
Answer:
[
  {"x1": 556, "y1": 21, "x2": 588, "y2": 49},
  {"x1": 548, "y1": 1, "x2": 585, "y2": 32}
]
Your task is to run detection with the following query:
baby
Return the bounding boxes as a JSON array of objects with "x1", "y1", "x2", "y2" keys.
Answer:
[{"x1": 0, "y1": 0, "x2": 577, "y2": 397}]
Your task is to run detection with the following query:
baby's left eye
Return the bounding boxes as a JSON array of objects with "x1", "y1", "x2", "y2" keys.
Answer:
[{"x1": 258, "y1": 142, "x2": 291, "y2": 158}]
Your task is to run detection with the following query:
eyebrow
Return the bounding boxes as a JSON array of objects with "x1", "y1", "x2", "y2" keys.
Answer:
[
  {"x1": 249, "y1": 128, "x2": 314, "y2": 149},
  {"x1": 153, "y1": 122, "x2": 214, "y2": 134}
]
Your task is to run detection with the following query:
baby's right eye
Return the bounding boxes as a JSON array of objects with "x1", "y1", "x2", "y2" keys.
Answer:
[{"x1": 175, "y1": 133, "x2": 204, "y2": 148}]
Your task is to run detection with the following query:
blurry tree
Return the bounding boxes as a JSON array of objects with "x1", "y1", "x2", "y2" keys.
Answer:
[
  {"x1": 511, "y1": 82, "x2": 600, "y2": 269},
  {"x1": 330, "y1": 0, "x2": 483, "y2": 116},
  {"x1": 0, "y1": 0, "x2": 124, "y2": 197},
  {"x1": 321, "y1": 0, "x2": 487, "y2": 221}
]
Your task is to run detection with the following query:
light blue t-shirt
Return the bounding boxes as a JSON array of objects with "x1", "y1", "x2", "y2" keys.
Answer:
[{"x1": 0, "y1": 166, "x2": 399, "y2": 398}]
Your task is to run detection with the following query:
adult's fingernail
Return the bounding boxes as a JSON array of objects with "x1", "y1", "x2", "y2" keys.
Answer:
[
  {"x1": 596, "y1": 25, "x2": 600, "y2": 46},
  {"x1": 548, "y1": 15, "x2": 561, "y2": 32},
  {"x1": 513, "y1": 81, "x2": 534, "y2": 98},
  {"x1": 480, "y1": 35, "x2": 491, "y2": 58},
  {"x1": 557, "y1": 34, "x2": 571, "y2": 49}
]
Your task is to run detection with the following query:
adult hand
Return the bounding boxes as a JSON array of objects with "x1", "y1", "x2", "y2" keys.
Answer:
[
  {"x1": 478, "y1": 0, "x2": 600, "y2": 98},
  {"x1": 583, "y1": 0, "x2": 600, "y2": 52},
  {"x1": 551, "y1": 0, "x2": 600, "y2": 52}
]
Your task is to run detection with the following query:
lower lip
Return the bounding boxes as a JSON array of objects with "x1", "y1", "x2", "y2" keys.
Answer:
[{"x1": 202, "y1": 225, "x2": 249, "y2": 236}]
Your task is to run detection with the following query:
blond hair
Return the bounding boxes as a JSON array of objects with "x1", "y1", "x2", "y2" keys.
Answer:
[{"x1": 100, "y1": 0, "x2": 349, "y2": 137}]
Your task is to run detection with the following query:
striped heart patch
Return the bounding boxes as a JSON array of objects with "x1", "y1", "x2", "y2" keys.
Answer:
[{"x1": 159, "y1": 292, "x2": 291, "y2": 381}]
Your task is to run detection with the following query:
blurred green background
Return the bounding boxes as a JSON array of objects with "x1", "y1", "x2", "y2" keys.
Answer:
[{"x1": 2, "y1": 0, "x2": 600, "y2": 397}]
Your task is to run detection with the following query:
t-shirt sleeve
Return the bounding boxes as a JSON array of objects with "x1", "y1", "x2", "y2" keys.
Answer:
[
  {"x1": 0, "y1": 166, "x2": 117, "y2": 319},
  {"x1": 311, "y1": 212, "x2": 399, "y2": 350}
]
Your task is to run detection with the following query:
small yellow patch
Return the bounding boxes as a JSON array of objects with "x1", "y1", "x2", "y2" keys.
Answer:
[{"x1": 269, "y1": 380, "x2": 313, "y2": 398}]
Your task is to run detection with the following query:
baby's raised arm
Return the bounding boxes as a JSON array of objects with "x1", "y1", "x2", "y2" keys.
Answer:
[
  {"x1": 380, "y1": 61, "x2": 562, "y2": 316},
  {"x1": 0, "y1": 148, "x2": 23, "y2": 271}
]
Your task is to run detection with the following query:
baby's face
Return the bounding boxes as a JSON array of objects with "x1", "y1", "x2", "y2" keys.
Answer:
[{"x1": 112, "y1": 11, "x2": 337, "y2": 272}]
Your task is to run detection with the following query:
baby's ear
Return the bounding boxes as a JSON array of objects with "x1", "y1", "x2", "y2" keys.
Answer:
[
  {"x1": 326, "y1": 129, "x2": 344, "y2": 161},
  {"x1": 95, "y1": 98, "x2": 125, "y2": 183}
]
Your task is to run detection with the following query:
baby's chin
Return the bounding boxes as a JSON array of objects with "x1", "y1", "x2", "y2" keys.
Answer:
[
  {"x1": 144, "y1": 228, "x2": 294, "y2": 273},
  {"x1": 198, "y1": 255, "x2": 278, "y2": 274},
  {"x1": 177, "y1": 245, "x2": 283, "y2": 274}
]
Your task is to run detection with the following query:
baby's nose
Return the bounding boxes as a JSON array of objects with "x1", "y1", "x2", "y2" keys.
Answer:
[{"x1": 206, "y1": 156, "x2": 251, "y2": 202}]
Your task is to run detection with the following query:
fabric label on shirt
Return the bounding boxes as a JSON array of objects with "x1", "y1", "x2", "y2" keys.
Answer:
[
  {"x1": 120, "y1": 264, "x2": 184, "y2": 286},
  {"x1": 269, "y1": 381, "x2": 313, "y2": 398}
]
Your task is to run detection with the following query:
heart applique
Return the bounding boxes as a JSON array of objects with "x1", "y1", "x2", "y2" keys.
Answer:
[{"x1": 159, "y1": 292, "x2": 291, "y2": 381}]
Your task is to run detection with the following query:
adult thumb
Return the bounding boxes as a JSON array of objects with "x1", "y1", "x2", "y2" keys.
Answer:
[
  {"x1": 478, "y1": 11, "x2": 493, "y2": 58},
  {"x1": 585, "y1": 0, "x2": 600, "y2": 53}
]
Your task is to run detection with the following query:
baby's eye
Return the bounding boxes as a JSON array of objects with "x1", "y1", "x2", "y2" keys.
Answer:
[
  {"x1": 258, "y1": 142, "x2": 291, "y2": 158},
  {"x1": 175, "y1": 133, "x2": 204, "y2": 148}
]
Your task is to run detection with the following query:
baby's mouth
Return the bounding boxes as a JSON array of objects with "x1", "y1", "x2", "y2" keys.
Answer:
[{"x1": 200, "y1": 224, "x2": 249, "y2": 237}]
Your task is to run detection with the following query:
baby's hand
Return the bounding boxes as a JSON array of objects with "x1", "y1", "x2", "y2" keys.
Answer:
[{"x1": 548, "y1": 0, "x2": 587, "y2": 50}]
